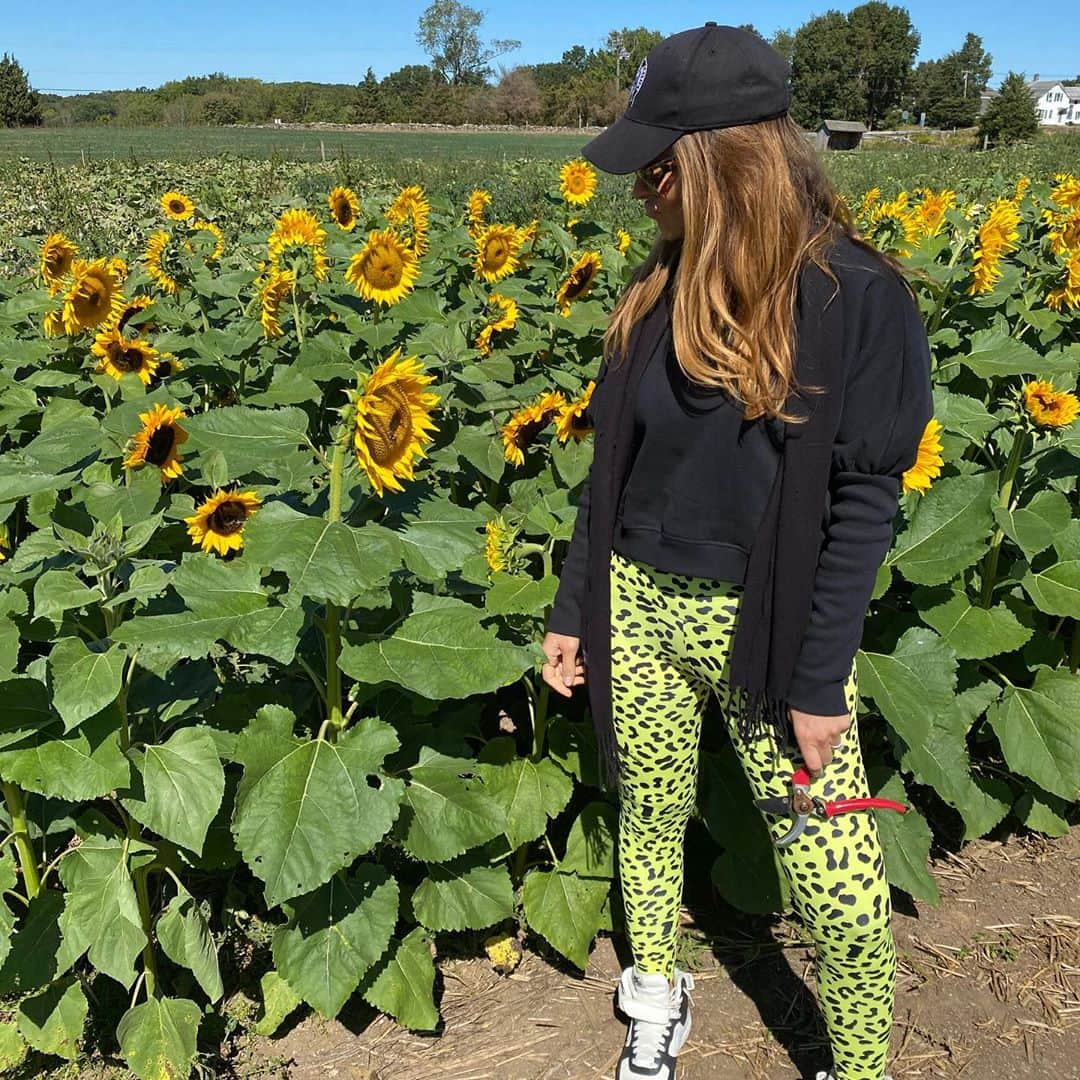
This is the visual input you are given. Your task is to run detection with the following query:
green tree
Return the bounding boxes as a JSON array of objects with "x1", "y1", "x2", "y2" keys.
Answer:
[
  {"x1": 352, "y1": 68, "x2": 383, "y2": 123},
  {"x1": 978, "y1": 71, "x2": 1039, "y2": 146},
  {"x1": 770, "y1": 28, "x2": 796, "y2": 65},
  {"x1": 846, "y1": 2, "x2": 920, "y2": 129},
  {"x1": 790, "y1": 11, "x2": 863, "y2": 130},
  {"x1": 416, "y1": 0, "x2": 520, "y2": 86},
  {"x1": 912, "y1": 33, "x2": 992, "y2": 129},
  {"x1": 0, "y1": 53, "x2": 41, "y2": 127}
]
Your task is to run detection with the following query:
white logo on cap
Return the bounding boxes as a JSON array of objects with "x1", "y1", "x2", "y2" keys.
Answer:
[{"x1": 628, "y1": 58, "x2": 648, "y2": 109}]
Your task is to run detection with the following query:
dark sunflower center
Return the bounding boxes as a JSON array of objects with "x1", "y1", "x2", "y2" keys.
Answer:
[
  {"x1": 565, "y1": 266, "x2": 594, "y2": 300},
  {"x1": 113, "y1": 346, "x2": 145, "y2": 372},
  {"x1": 208, "y1": 501, "x2": 248, "y2": 535},
  {"x1": 144, "y1": 425, "x2": 176, "y2": 466},
  {"x1": 367, "y1": 385, "x2": 414, "y2": 465},
  {"x1": 367, "y1": 245, "x2": 403, "y2": 288},
  {"x1": 513, "y1": 418, "x2": 546, "y2": 448},
  {"x1": 485, "y1": 239, "x2": 508, "y2": 268},
  {"x1": 170, "y1": 200, "x2": 185, "y2": 213}
]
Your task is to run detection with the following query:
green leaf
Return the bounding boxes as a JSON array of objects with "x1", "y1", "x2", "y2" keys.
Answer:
[
  {"x1": 561, "y1": 802, "x2": 618, "y2": 880},
  {"x1": 57, "y1": 833, "x2": 149, "y2": 988},
  {"x1": 83, "y1": 468, "x2": 162, "y2": 526},
  {"x1": 1020, "y1": 560, "x2": 1080, "y2": 618},
  {"x1": 484, "y1": 571, "x2": 559, "y2": 617},
  {"x1": 49, "y1": 637, "x2": 126, "y2": 731},
  {"x1": 253, "y1": 970, "x2": 302, "y2": 1036},
  {"x1": 0, "y1": 891, "x2": 69, "y2": 994},
  {"x1": 232, "y1": 709, "x2": 404, "y2": 906},
  {"x1": 395, "y1": 748, "x2": 506, "y2": 863},
  {"x1": 1013, "y1": 787, "x2": 1072, "y2": 838},
  {"x1": 272, "y1": 864, "x2": 399, "y2": 1018},
  {"x1": 122, "y1": 727, "x2": 225, "y2": 855},
  {"x1": 986, "y1": 667, "x2": 1080, "y2": 801},
  {"x1": 183, "y1": 405, "x2": 309, "y2": 479},
  {"x1": 412, "y1": 859, "x2": 514, "y2": 932},
  {"x1": 340, "y1": 596, "x2": 537, "y2": 700},
  {"x1": 480, "y1": 756, "x2": 573, "y2": 848},
  {"x1": 522, "y1": 868, "x2": 607, "y2": 969},
  {"x1": 156, "y1": 888, "x2": 223, "y2": 1003},
  {"x1": 32, "y1": 570, "x2": 99, "y2": 628},
  {"x1": 889, "y1": 471, "x2": 997, "y2": 585},
  {"x1": 117, "y1": 996, "x2": 201, "y2": 1080},
  {"x1": 359, "y1": 928, "x2": 439, "y2": 1031},
  {"x1": 243, "y1": 501, "x2": 401, "y2": 607},
  {"x1": 919, "y1": 589, "x2": 1033, "y2": 659},
  {"x1": 993, "y1": 489, "x2": 1072, "y2": 561},
  {"x1": 397, "y1": 496, "x2": 485, "y2": 581},
  {"x1": 0, "y1": 1021, "x2": 26, "y2": 1071},
  {"x1": 873, "y1": 772, "x2": 939, "y2": 905},
  {"x1": 16, "y1": 975, "x2": 87, "y2": 1061},
  {"x1": 961, "y1": 329, "x2": 1077, "y2": 380},
  {"x1": 0, "y1": 709, "x2": 130, "y2": 802},
  {"x1": 0, "y1": 678, "x2": 53, "y2": 752}
]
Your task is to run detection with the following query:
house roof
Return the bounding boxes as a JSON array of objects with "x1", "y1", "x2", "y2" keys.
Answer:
[
  {"x1": 820, "y1": 119, "x2": 867, "y2": 133},
  {"x1": 1027, "y1": 80, "x2": 1080, "y2": 100}
]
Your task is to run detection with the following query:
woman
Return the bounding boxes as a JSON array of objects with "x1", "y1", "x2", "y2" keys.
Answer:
[{"x1": 541, "y1": 23, "x2": 933, "y2": 1080}]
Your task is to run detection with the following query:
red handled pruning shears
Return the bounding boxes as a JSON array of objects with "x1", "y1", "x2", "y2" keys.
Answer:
[{"x1": 754, "y1": 767, "x2": 908, "y2": 847}]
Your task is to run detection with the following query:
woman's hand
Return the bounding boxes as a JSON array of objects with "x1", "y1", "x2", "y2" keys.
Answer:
[
  {"x1": 788, "y1": 705, "x2": 851, "y2": 779},
  {"x1": 541, "y1": 631, "x2": 586, "y2": 698}
]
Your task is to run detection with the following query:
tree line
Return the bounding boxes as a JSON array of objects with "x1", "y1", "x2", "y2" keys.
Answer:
[{"x1": 0, "y1": 2, "x2": 1065, "y2": 137}]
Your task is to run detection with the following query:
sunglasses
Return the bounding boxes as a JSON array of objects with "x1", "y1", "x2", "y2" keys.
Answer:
[{"x1": 635, "y1": 157, "x2": 677, "y2": 196}]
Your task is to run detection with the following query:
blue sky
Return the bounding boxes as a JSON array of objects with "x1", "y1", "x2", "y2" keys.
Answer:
[{"x1": 6, "y1": 1, "x2": 1076, "y2": 94}]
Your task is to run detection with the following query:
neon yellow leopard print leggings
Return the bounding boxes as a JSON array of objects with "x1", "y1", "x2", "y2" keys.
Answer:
[{"x1": 609, "y1": 548, "x2": 896, "y2": 1080}]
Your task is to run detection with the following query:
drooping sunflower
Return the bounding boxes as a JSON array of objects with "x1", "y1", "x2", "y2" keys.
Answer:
[
  {"x1": 143, "y1": 231, "x2": 181, "y2": 295},
  {"x1": 161, "y1": 191, "x2": 195, "y2": 221},
  {"x1": 91, "y1": 327, "x2": 161, "y2": 384},
  {"x1": 386, "y1": 184, "x2": 431, "y2": 255},
  {"x1": 61, "y1": 258, "x2": 126, "y2": 335},
  {"x1": 267, "y1": 208, "x2": 330, "y2": 282},
  {"x1": 901, "y1": 418, "x2": 944, "y2": 495},
  {"x1": 123, "y1": 403, "x2": 188, "y2": 480},
  {"x1": 555, "y1": 251, "x2": 602, "y2": 316},
  {"x1": 868, "y1": 192, "x2": 922, "y2": 256},
  {"x1": 1021, "y1": 380, "x2": 1080, "y2": 429},
  {"x1": 259, "y1": 267, "x2": 295, "y2": 338},
  {"x1": 559, "y1": 159, "x2": 597, "y2": 207},
  {"x1": 473, "y1": 224, "x2": 522, "y2": 283},
  {"x1": 484, "y1": 515, "x2": 523, "y2": 575},
  {"x1": 467, "y1": 189, "x2": 492, "y2": 235},
  {"x1": 345, "y1": 228, "x2": 420, "y2": 307},
  {"x1": 474, "y1": 292, "x2": 519, "y2": 357},
  {"x1": 501, "y1": 391, "x2": 568, "y2": 467},
  {"x1": 39, "y1": 232, "x2": 79, "y2": 295},
  {"x1": 968, "y1": 196, "x2": 1022, "y2": 295},
  {"x1": 554, "y1": 380, "x2": 596, "y2": 442},
  {"x1": 328, "y1": 186, "x2": 360, "y2": 231},
  {"x1": 185, "y1": 489, "x2": 262, "y2": 556},
  {"x1": 351, "y1": 348, "x2": 441, "y2": 497},
  {"x1": 189, "y1": 219, "x2": 224, "y2": 262}
]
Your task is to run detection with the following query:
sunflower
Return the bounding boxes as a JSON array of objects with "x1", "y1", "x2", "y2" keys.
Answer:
[
  {"x1": 259, "y1": 267, "x2": 295, "y2": 337},
  {"x1": 467, "y1": 189, "x2": 492, "y2": 235},
  {"x1": 617, "y1": 229, "x2": 632, "y2": 255},
  {"x1": 968, "y1": 197, "x2": 1022, "y2": 295},
  {"x1": 161, "y1": 191, "x2": 195, "y2": 221},
  {"x1": 143, "y1": 231, "x2": 180, "y2": 295},
  {"x1": 61, "y1": 258, "x2": 125, "y2": 335},
  {"x1": 42, "y1": 310, "x2": 66, "y2": 338},
  {"x1": 39, "y1": 232, "x2": 79, "y2": 294},
  {"x1": 856, "y1": 187, "x2": 881, "y2": 219},
  {"x1": 1042, "y1": 206, "x2": 1080, "y2": 258},
  {"x1": 386, "y1": 184, "x2": 431, "y2": 255},
  {"x1": 1013, "y1": 176, "x2": 1031, "y2": 203},
  {"x1": 91, "y1": 327, "x2": 161, "y2": 384},
  {"x1": 501, "y1": 391, "x2": 567, "y2": 467},
  {"x1": 0, "y1": 524, "x2": 7, "y2": 562},
  {"x1": 110, "y1": 294, "x2": 154, "y2": 334},
  {"x1": 901, "y1": 418, "x2": 944, "y2": 494},
  {"x1": 909, "y1": 189, "x2": 956, "y2": 240},
  {"x1": 267, "y1": 208, "x2": 330, "y2": 282},
  {"x1": 554, "y1": 380, "x2": 596, "y2": 442},
  {"x1": 516, "y1": 218, "x2": 539, "y2": 253},
  {"x1": 868, "y1": 192, "x2": 922, "y2": 256},
  {"x1": 559, "y1": 159, "x2": 597, "y2": 207},
  {"x1": 473, "y1": 224, "x2": 521, "y2": 283},
  {"x1": 351, "y1": 348, "x2": 441, "y2": 497},
  {"x1": 474, "y1": 292, "x2": 519, "y2": 356},
  {"x1": 185, "y1": 489, "x2": 261, "y2": 556},
  {"x1": 123, "y1": 403, "x2": 188, "y2": 480},
  {"x1": 1021, "y1": 380, "x2": 1080, "y2": 429},
  {"x1": 484, "y1": 515, "x2": 519, "y2": 574},
  {"x1": 1049, "y1": 172, "x2": 1080, "y2": 212},
  {"x1": 555, "y1": 251, "x2": 602, "y2": 316},
  {"x1": 328, "y1": 185, "x2": 360, "y2": 231},
  {"x1": 189, "y1": 219, "x2": 224, "y2": 262},
  {"x1": 345, "y1": 227, "x2": 419, "y2": 307}
]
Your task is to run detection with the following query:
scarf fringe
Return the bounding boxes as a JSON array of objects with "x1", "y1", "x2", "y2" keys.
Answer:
[{"x1": 731, "y1": 684, "x2": 789, "y2": 747}]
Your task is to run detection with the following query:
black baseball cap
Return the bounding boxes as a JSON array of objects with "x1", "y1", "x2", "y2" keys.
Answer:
[{"x1": 582, "y1": 23, "x2": 792, "y2": 174}]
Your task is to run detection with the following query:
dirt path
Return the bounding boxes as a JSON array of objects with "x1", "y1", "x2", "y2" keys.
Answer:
[{"x1": 250, "y1": 826, "x2": 1080, "y2": 1080}]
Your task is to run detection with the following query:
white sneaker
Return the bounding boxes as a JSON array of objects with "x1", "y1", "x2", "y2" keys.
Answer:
[
  {"x1": 615, "y1": 965, "x2": 695, "y2": 1079},
  {"x1": 814, "y1": 1072, "x2": 893, "y2": 1080}
]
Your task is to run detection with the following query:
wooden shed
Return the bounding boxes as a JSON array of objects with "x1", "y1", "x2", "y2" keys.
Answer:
[{"x1": 814, "y1": 119, "x2": 867, "y2": 151}]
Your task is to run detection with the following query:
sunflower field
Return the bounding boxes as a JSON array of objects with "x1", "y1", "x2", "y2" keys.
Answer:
[{"x1": 0, "y1": 155, "x2": 1076, "y2": 1077}]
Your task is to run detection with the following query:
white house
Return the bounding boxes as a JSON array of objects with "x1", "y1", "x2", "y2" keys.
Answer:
[{"x1": 1027, "y1": 77, "x2": 1080, "y2": 125}]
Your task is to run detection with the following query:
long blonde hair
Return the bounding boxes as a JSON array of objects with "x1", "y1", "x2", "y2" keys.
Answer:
[{"x1": 603, "y1": 114, "x2": 911, "y2": 425}]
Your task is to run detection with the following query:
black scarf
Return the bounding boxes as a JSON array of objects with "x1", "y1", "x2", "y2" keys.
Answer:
[{"x1": 588, "y1": 256, "x2": 846, "y2": 789}]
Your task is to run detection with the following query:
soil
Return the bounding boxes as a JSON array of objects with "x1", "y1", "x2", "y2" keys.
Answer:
[{"x1": 248, "y1": 825, "x2": 1080, "y2": 1080}]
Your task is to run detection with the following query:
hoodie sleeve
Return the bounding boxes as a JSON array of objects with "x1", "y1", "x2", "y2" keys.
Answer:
[{"x1": 785, "y1": 269, "x2": 935, "y2": 716}]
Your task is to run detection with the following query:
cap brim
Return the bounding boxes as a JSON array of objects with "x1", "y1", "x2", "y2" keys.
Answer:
[{"x1": 581, "y1": 116, "x2": 680, "y2": 174}]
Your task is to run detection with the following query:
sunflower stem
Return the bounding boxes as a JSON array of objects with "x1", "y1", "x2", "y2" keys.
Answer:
[
  {"x1": 978, "y1": 427, "x2": 1027, "y2": 609},
  {"x1": 2, "y1": 783, "x2": 40, "y2": 900},
  {"x1": 324, "y1": 438, "x2": 348, "y2": 737},
  {"x1": 292, "y1": 281, "x2": 305, "y2": 345}
]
